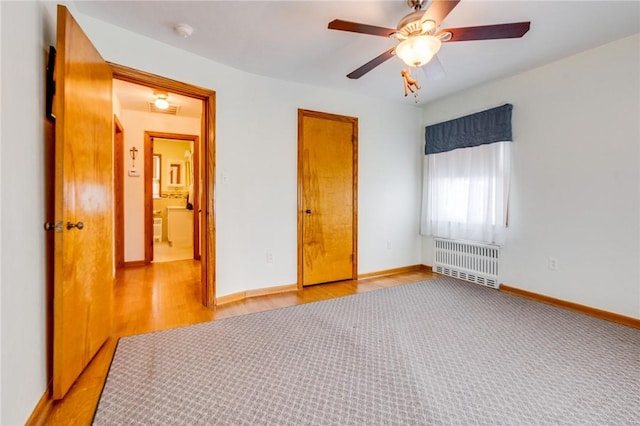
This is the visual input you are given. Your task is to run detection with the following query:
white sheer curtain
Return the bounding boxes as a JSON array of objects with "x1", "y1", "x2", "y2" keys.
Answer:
[{"x1": 421, "y1": 141, "x2": 511, "y2": 244}]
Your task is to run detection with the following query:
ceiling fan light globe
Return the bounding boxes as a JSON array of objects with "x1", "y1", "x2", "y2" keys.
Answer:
[{"x1": 396, "y1": 35, "x2": 441, "y2": 67}]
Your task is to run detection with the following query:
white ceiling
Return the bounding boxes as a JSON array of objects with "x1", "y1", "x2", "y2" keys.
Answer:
[{"x1": 78, "y1": 1, "x2": 640, "y2": 108}]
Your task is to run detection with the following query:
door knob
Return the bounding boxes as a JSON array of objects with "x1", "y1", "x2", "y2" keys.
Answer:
[
  {"x1": 305, "y1": 209, "x2": 312, "y2": 214},
  {"x1": 44, "y1": 221, "x2": 63, "y2": 232},
  {"x1": 66, "y1": 221, "x2": 84, "y2": 230}
]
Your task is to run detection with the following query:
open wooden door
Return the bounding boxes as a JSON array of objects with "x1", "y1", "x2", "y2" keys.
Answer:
[
  {"x1": 52, "y1": 5, "x2": 114, "y2": 399},
  {"x1": 298, "y1": 109, "x2": 358, "y2": 286}
]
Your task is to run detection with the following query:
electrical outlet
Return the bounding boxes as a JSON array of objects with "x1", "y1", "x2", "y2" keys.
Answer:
[
  {"x1": 266, "y1": 252, "x2": 273, "y2": 264},
  {"x1": 386, "y1": 240, "x2": 392, "y2": 250},
  {"x1": 548, "y1": 257, "x2": 558, "y2": 271}
]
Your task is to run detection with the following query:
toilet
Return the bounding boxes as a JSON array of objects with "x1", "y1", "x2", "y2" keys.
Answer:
[{"x1": 153, "y1": 217, "x2": 162, "y2": 242}]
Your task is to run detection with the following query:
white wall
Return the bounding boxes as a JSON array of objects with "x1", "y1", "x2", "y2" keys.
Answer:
[
  {"x1": 0, "y1": 1, "x2": 56, "y2": 423},
  {"x1": 421, "y1": 34, "x2": 640, "y2": 318},
  {"x1": 0, "y1": 4, "x2": 422, "y2": 423},
  {"x1": 118, "y1": 109, "x2": 200, "y2": 261},
  {"x1": 112, "y1": 88, "x2": 122, "y2": 120},
  {"x1": 1, "y1": 4, "x2": 3, "y2": 420}
]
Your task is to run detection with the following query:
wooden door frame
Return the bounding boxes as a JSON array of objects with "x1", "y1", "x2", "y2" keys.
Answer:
[
  {"x1": 110, "y1": 63, "x2": 217, "y2": 307},
  {"x1": 144, "y1": 131, "x2": 200, "y2": 263},
  {"x1": 114, "y1": 115, "x2": 125, "y2": 268},
  {"x1": 297, "y1": 109, "x2": 358, "y2": 288}
]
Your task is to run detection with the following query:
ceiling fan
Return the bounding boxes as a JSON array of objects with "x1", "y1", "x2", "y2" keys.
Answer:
[{"x1": 328, "y1": 0, "x2": 530, "y2": 80}]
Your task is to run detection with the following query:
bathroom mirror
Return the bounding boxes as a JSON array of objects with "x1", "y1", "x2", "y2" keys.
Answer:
[{"x1": 167, "y1": 160, "x2": 185, "y2": 187}]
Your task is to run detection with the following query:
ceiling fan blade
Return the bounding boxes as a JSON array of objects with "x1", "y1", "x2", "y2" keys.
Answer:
[
  {"x1": 421, "y1": 0, "x2": 460, "y2": 26},
  {"x1": 347, "y1": 47, "x2": 396, "y2": 79},
  {"x1": 421, "y1": 54, "x2": 445, "y2": 81},
  {"x1": 328, "y1": 19, "x2": 396, "y2": 37},
  {"x1": 440, "y1": 22, "x2": 531, "y2": 42}
]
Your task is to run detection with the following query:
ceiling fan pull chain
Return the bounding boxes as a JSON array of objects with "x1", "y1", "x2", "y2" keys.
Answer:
[{"x1": 401, "y1": 67, "x2": 422, "y2": 102}]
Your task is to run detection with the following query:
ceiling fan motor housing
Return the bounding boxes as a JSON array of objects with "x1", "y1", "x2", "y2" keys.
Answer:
[
  {"x1": 397, "y1": 10, "x2": 427, "y2": 33},
  {"x1": 408, "y1": 0, "x2": 427, "y2": 10}
]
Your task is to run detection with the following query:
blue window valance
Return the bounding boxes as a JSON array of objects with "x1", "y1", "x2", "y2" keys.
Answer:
[{"x1": 425, "y1": 104, "x2": 513, "y2": 155}]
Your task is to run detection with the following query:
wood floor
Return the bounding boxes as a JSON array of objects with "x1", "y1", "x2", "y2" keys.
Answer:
[
  {"x1": 43, "y1": 261, "x2": 437, "y2": 425},
  {"x1": 153, "y1": 241, "x2": 193, "y2": 263}
]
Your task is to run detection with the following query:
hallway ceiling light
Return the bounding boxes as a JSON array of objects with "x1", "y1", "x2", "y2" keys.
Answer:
[{"x1": 154, "y1": 91, "x2": 169, "y2": 110}]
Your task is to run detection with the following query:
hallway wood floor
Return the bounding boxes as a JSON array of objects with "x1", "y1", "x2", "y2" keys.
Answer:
[{"x1": 43, "y1": 261, "x2": 437, "y2": 425}]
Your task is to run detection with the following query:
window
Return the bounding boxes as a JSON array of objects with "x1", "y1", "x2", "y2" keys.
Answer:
[
  {"x1": 421, "y1": 141, "x2": 511, "y2": 244},
  {"x1": 421, "y1": 104, "x2": 513, "y2": 244},
  {"x1": 152, "y1": 154, "x2": 161, "y2": 198}
]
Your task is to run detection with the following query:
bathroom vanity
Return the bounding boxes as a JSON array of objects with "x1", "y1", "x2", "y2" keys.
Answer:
[{"x1": 167, "y1": 206, "x2": 193, "y2": 247}]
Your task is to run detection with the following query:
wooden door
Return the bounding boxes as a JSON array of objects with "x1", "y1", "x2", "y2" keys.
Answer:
[
  {"x1": 298, "y1": 109, "x2": 358, "y2": 286},
  {"x1": 52, "y1": 5, "x2": 114, "y2": 399}
]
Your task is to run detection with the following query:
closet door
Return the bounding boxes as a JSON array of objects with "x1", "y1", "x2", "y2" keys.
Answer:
[{"x1": 298, "y1": 109, "x2": 358, "y2": 286}]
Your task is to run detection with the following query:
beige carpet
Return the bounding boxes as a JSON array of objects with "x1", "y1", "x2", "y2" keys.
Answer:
[{"x1": 93, "y1": 277, "x2": 639, "y2": 425}]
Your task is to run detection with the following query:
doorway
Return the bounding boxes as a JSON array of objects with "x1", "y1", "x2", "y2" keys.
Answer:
[
  {"x1": 145, "y1": 132, "x2": 200, "y2": 263},
  {"x1": 111, "y1": 64, "x2": 216, "y2": 307},
  {"x1": 297, "y1": 109, "x2": 358, "y2": 287}
]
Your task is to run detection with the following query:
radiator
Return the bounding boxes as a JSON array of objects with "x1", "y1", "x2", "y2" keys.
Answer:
[{"x1": 434, "y1": 238, "x2": 500, "y2": 289}]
